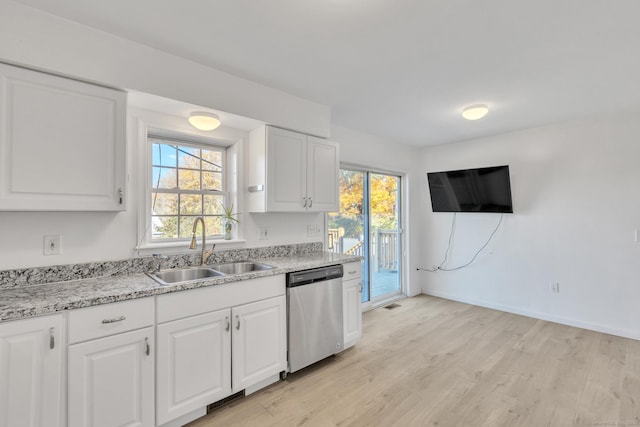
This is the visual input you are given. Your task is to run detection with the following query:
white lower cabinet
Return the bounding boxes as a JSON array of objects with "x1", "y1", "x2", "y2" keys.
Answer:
[
  {"x1": 68, "y1": 327, "x2": 155, "y2": 427},
  {"x1": 231, "y1": 296, "x2": 287, "y2": 392},
  {"x1": 156, "y1": 310, "x2": 231, "y2": 426},
  {"x1": 343, "y1": 262, "x2": 363, "y2": 350},
  {"x1": 0, "y1": 314, "x2": 64, "y2": 427},
  {"x1": 155, "y1": 275, "x2": 287, "y2": 426},
  {"x1": 67, "y1": 298, "x2": 156, "y2": 427}
]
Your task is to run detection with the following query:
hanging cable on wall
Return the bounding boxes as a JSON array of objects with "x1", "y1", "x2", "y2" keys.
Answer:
[{"x1": 417, "y1": 213, "x2": 504, "y2": 272}]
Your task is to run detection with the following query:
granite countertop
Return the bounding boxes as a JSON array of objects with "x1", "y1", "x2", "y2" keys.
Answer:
[{"x1": 0, "y1": 252, "x2": 361, "y2": 322}]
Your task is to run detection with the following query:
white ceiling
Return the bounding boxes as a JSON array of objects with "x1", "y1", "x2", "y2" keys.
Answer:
[{"x1": 12, "y1": 0, "x2": 640, "y2": 146}]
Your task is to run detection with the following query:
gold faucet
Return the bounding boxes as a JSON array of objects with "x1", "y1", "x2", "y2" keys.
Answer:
[{"x1": 189, "y1": 217, "x2": 215, "y2": 265}]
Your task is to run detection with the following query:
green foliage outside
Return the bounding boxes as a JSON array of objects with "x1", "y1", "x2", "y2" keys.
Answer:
[
  {"x1": 328, "y1": 170, "x2": 399, "y2": 240},
  {"x1": 151, "y1": 142, "x2": 225, "y2": 240}
]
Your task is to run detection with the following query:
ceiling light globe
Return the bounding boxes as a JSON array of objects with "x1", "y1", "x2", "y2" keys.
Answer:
[
  {"x1": 462, "y1": 104, "x2": 489, "y2": 121},
  {"x1": 188, "y1": 112, "x2": 221, "y2": 131}
]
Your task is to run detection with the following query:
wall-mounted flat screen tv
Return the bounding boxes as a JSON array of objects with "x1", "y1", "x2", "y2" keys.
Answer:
[{"x1": 427, "y1": 165, "x2": 513, "y2": 213}]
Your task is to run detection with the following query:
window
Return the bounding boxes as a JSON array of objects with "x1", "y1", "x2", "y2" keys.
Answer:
[{"x1": 149, "y1": 136, "x2": 227, "y2": 241}]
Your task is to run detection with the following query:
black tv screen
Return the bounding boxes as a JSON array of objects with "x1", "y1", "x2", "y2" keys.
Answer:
[{"x1": 427, "y1": 165, "x2": 513, "y2": 213}]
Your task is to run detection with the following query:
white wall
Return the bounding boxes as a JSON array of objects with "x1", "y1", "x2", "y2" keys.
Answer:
[
  {"x1": 417, "y1": 111, "x2": 640, "y2": 340},
  {"x1": 0, "y1": 2, "x2": 331, "y2": 270},
  {"x1": 332, "y1": 125, "x2": 422, "y2": 297},
  {"x1": 0, "y1": 1, "x2": 330, "y2": 137},
  {"x1": 0, "y1": 104, "x2": 325, "y2": 270}
]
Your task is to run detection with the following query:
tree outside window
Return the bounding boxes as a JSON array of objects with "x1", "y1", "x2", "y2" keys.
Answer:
[{"x1": 150, "y1": 137, "x2": 227, "y2": 241}]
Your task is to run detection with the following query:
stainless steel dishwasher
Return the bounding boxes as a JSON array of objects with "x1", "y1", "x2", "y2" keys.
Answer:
[{"x1": 286, "y1": 264, "x2": 344, "y2": 373}]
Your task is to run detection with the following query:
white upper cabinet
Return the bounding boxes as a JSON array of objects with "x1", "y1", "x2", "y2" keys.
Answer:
[
  {"x1": 248, "y1": 125, "x2": 339, "y2": 212},
  {"x1": 0, "y1": 62, "x2": 126, "y2": 211},
  {"x1": 306, "y1": 135, "x2": 340, "y2": 212}
]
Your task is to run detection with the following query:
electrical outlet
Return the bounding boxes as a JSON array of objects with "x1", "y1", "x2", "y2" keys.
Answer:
[
  {"x1": 306, "y1": 224, "x2": 321, "y2": 237},
  {"x1": 307, "y1": 225, "x2": 316, "y2": 237},
  {"x1": 44, "y1": 235, "x2": 60, "y2": 255},
  {"x1": 550, "y1": 282, "x2": 560, "y2": 293},
  {"x1": 259, "y1": 227, "x2": 269, "y2": 240}
]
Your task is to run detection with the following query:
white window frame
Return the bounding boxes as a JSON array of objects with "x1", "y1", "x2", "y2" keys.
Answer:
[{"x1": 133, "y1": 111, "x2": 243, "y2": 253}]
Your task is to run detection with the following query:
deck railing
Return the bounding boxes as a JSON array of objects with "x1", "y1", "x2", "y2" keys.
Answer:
[
  {"x1": 345, "y1": 240, "x2": 364, "y2": 256},
  {"x1": 328, "y1": 228, "x2": 398, "y2": 271},
  {"x1": 327, "y1": 228, "x2": 342, "y2": 253},
  {"x1": 375, "y1": 229, "x2": 399, "y2": 271}
]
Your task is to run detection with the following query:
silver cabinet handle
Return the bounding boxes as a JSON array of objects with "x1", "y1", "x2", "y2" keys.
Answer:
[
  {"x1": 235, "y1": 315, "x2": 240, "y2": 331},
  {"x1": 303, "y1": 197, "x2": 308, "y2": 207},
  {"x1": 348, "y1": 270, "x2": 357, "y2": 275},
  {"x1": 359, "y1": 282, "x2": 363, "y2": 293},
  {"x1": 144, "y1": 337, "x2": 150, "y2": 356},
  {"x1": 118, "y1": 188, "x2": 124, "y2": 205},
  {"x1": 309, "y1": 197, "x2": 313, "y2": 207},
  {"x1": 102, "y1": 316, "x2": 126, "y2": 324},
  {"x1": 49, "y1": 327, "x2": 55, "y2": 349},
  {"x1": 225, "y1": 316, "x2": 230, "y2": 332}
]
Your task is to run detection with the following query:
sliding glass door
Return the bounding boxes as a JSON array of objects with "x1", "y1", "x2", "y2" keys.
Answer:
[{"x1": 328, "y1": 168, "x2": 402, "y2": 304}]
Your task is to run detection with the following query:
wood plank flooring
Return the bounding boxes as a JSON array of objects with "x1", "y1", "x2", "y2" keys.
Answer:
[{"x1": 186, "y1": 295, "x2": 640, "y2": 427}]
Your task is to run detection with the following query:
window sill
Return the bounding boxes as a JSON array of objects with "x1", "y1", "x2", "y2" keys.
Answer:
[{"x1": 135, "y1": 239, "x2": 247, "y2": 256}]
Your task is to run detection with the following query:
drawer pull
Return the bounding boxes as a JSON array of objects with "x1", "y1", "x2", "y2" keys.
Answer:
[
  {"x1": 102, "y1": 316, "x2": 126, "y2": 324},
  {"x1": 225, "y1": 316, "x2": 230, "y2": 332},
  {"x1": 49, "y1": 327, "x2": 55, "y2": 349},
  {"x1": 144, "y1": 337, "x2": 150, "y2": 356},
  {"x1": 236, "y1": 315, "x2": 240, "y2": 331},
  {"x1": 348, "y1": 270, "x2": 357, "y2": 275}
]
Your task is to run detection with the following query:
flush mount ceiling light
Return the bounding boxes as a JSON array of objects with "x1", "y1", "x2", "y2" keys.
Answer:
[
  {"x1": 461, "y1": 104, "x2": 489, "y2": 121},
  {"x1": 188, "y1": 112, "x2": 221, "y2": 131}
]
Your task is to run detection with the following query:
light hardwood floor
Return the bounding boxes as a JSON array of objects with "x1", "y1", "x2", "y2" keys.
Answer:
[{"x1": 187, "y1": 295, "x2": 640, "y2": 426}]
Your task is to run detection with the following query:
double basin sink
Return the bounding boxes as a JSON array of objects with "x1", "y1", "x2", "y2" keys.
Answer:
[{"x1": 147, "y1": 261, "x2": 274, "y2": 286}]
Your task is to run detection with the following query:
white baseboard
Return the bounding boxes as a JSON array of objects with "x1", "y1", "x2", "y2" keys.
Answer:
[{"x1": 423, "y1": 289, "x2": 640, "y2": 341}]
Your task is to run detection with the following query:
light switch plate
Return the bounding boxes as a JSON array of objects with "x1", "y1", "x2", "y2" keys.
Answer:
[{"x1": 259, "y1": 227, "x2": 269, "y2": 240}]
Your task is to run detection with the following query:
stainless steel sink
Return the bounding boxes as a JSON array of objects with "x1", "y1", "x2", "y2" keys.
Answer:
[
  {"x1": 208, "y1": 261, "x2": 274, "y2": 275},
  {"x1": 147, "y1": 267, "x2": 224, "y2": 285}
]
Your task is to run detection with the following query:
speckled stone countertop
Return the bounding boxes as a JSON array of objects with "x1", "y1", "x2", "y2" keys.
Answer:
[{"x1": 0, "y1": 251, "x2": 361, "y2": 322}]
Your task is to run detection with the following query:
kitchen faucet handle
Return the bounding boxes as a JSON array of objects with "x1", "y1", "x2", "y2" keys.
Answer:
[
  {"x1": 203, "y1": 243, "x2": 216, "y2": 264},
  {"x1": 152, "y1": 253, "x2": 169, "y2": 272}
]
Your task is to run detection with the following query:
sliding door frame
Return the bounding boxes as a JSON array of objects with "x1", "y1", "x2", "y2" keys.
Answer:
[{"x1": 329, "y1": 163, "x2": 407, "y2": 311}]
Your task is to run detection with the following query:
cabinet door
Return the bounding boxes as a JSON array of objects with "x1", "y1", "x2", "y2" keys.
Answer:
[
  {"x1": 265, "y1": 126, "x2": 307, "y2": 212},
  {"x1": 307, "y1": 136, "x2": 339, "y2": 212},
  {"x1": 156, "y1": 310, "x2": 231, "y2": 425},
  {"x1": 231, "y1": 296, "x2": 286, "y2": 392},
  {"x1": 343, "y1": 279, "x2": 363, "y2": 350},
  {"x1": 0, "y1": 62, "x2": 126, "y2": 211},
  {"x1": 0, "y1": 314, "x2": 64, "y2": 427},
  {"x1": 68, "y1": 327, "x2": 154, "y2": 427}
]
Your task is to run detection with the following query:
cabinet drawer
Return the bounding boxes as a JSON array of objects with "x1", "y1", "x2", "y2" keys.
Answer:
[
  {"x1": 343, "y1": 262, "x2": 362, "y2": 281},
  {"x1": 68, "y1": 297, "x2": 154, "y2": 344}
]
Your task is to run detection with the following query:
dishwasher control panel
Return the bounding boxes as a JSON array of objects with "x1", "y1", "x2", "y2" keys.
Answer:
[{"x1": 287, "y1": 265, "x2": 343, "y2": 287}]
